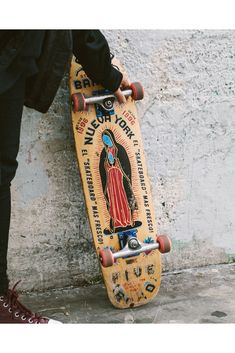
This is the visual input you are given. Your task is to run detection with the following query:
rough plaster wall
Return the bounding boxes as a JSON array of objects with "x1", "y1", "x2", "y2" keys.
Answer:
[{"x1": 8, "y1": 30, "x2": 235, "y2": 291}]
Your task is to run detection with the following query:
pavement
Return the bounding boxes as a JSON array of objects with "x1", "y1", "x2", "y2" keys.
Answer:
[{"x1": 20, "y1": 263, "x2": 235, "y2": 323}]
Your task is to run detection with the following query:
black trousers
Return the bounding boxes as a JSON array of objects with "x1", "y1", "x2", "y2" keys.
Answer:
[{"x1": 0, "y1": 75, "x2": 25, "y2": 294}]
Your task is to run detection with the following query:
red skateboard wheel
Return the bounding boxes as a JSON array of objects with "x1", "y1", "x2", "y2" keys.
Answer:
[
  {"x1": 72, "y1": 93, "x2": 86, "y2": 112},
  {"x1": 130, "y1": 82, "x2": 144, "y2": 101},
  {"x1": 99, "y1": 248, "x2": 114, "y2": 267},
  {"x1": 157, "y1": 235, "x2": 172, "y2": 253}
]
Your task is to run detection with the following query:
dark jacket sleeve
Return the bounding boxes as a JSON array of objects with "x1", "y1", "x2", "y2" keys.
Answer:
[{"x1": 72, "y1": 30, "x2": 122, "y2": 92}]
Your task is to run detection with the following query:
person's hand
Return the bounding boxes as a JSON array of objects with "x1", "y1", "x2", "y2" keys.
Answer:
[{"x1": 114, "y1": 74, "x2": 131, "y2": 104}]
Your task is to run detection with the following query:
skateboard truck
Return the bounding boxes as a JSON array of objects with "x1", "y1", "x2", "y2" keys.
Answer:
[
  {"x1": 72, "y1": 82, "x2": 144, "y2": 112},
  {"x1": 99, "y1": 235, "x2": 171, "y2": 268}
]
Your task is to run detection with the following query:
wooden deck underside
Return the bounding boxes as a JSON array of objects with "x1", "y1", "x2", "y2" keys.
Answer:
[{"x1": 70, "y1": 56, "x2": 161, "y2": 308}]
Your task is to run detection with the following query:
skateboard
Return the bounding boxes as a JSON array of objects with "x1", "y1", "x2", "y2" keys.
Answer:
[{"x1": 69, "y1": 55, "x2": 171, "y2": 309}]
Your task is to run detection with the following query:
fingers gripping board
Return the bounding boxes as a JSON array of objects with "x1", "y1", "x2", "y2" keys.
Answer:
[{"x1": 70, "y1": 56, "x2": 161, "y2": 308}]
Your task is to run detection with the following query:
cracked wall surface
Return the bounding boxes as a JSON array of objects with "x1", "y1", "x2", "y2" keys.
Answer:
[{"x1": 8, "y1": 30, "x2": 235, "y2": 290}]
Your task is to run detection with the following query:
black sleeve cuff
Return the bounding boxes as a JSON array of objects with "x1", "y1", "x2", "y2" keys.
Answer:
[{"x1": 72, "y1": 30, "x2": 123, "y2": 92}]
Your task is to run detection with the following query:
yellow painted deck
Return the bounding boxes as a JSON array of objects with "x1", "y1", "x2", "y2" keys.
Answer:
[{"x1": 70, "y1": 56, "x2": 161, "y2": 308}]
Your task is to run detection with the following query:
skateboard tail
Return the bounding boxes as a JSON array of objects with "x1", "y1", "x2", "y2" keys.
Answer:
[{"x1": 102, "y1": 252, "x2": 162, "y2": 309}]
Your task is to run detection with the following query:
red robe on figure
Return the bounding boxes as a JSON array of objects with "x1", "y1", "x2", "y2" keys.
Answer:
[{"x1": 104, "y1": 158, "x2": 132, "y2": 228}]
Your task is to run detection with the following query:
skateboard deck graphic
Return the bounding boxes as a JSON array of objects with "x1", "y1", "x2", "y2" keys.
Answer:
[{"x1": 70, "y1": 56, "x2": 170, "y2": 308}]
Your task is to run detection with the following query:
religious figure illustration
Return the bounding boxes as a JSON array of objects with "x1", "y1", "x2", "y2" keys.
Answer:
[{"x1": 99, "y1": 129, "x2": 139, "y2": 234}]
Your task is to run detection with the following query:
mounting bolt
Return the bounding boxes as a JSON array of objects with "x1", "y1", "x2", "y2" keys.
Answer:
[{"x1": 128, "y1": 238, "x2": 140, "y2": 250}]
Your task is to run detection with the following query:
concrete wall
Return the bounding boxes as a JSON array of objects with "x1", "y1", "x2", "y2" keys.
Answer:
[{"x1": 8, "y1": 30, "x2": 235, "y2": 291}]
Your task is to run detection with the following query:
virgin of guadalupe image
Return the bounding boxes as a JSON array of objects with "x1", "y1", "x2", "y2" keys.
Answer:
[{"x1": 99, "y1": 129, "x2": 141, "y2": 234}]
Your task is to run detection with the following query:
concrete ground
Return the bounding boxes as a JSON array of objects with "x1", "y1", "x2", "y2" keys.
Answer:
[{"x1": 20, "y1": 263, "x2": 235, "y2": 324}]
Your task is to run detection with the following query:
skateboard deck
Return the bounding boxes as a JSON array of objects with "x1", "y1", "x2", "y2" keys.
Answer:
[{"x1": 69, "y1": 56, "x2": 171, "y2": 308}]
